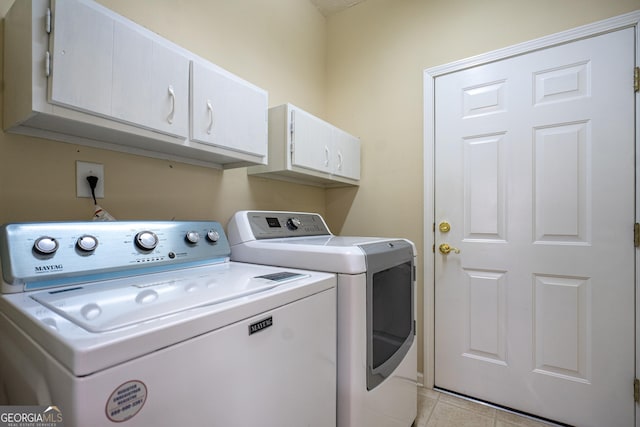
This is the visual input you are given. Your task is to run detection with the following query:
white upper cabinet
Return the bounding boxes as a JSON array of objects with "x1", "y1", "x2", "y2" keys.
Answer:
[
  {"x1": 190, "y1": 60, "x2": 267, "y2": 157},
  {"x1": 4, "y1": 0, "x2": 267, "y2": 168},
  {"x1": 50, "y1": 0, "x2": 189, "y2": 137},
  {"x1": 248, "y1": 104, "x2": 360, "y2": 187}
]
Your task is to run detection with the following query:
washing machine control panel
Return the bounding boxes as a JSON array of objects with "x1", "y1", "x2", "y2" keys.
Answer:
[
  {"x1": 0, "y1": 221, "x2": 230, "y2": 291},
  {"x1": 245, "y1": 212, "x2": 331, "y2": 239}
]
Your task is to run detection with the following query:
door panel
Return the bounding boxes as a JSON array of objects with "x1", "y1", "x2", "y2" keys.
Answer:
[
  {"x1": 49, "y1": 0, "x2": 114, "y2": 116},
  {"x1": 292, "y1": 108, "x2": 333, "y2": 174},
  {"x1": 434, "y1": 28, "x2": 635, "y2": 427},
  {"x1": 332, "y1": 127, "x2": 361, "y2": 180},
  {"x1": 190, "y1": 60, "x2": 267, "y2": 156},
  {"x1": 112, "y1": 21, "x2": 152, "y2": 127},
  {"x1": 149, "y1": 41, "x2": 189, "y2": 137},
  {"x1": 112, "y1": 23, "x2": 188, "y2": 138}
]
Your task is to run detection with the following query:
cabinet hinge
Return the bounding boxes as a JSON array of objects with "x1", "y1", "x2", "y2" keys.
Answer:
[
  {"x1": 45, "y1": 51, "x2": 51, "y2": 77},
  {"x1": 634, "y1": 223, "x2": 640, "y2": 247},
  {"x1": 432, "y1": 244, "x2": 435, "y2": 253},
  {"x1": 46, "y1": 7, "x2": 52, "y2": 34},
  {"x1": 290, "y1": 110, "x2": 295, "y2": 138},
  {"x1": 44, "y1": 5, "x2": 52, "y2": 77},
  {"x1": 634, "y1": 378, "x2": 639, "y2": 403},
  {"x1": 289, "y1": 110, "x2": 295, "y2": 155},
  {"x1": 635, "y1": 67, "x2": 640, "y2": 93}
]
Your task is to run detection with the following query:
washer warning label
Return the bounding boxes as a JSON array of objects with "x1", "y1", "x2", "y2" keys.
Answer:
[{"x1": 106, "y1": 380, "x2": 147, "y2": 423}]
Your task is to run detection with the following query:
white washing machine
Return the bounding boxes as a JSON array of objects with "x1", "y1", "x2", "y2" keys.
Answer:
[
  {"x1": 0, "y1": 220, "x2": 336, "y2": 427},
  {"x1": 227, "y1": 211, "x2": 417, "y2": 427}
]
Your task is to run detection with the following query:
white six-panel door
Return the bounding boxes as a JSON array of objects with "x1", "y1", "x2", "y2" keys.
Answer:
[{"x1": 433, "y1": 27, "x2": 635, "y2": 427}]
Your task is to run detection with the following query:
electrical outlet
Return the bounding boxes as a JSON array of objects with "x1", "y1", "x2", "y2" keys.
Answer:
[{"x1": 76, "y1": 161, "x2": 104, "y2": 199}]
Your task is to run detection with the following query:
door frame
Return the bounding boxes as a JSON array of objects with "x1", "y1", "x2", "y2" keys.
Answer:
[{"x1": 423, "y1": 8, "x2": 640, "y2": 417}]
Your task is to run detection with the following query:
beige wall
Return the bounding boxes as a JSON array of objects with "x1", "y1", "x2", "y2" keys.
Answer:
[
  {"x1": 0, "y1": 0, "x2": 329, "y2": 225},
  {"x1": 1, "y1": 0, "x2": 638, "y2": 380},
  {"x1": 324, "y1": 0, "x2": 640, "y2": 376}
]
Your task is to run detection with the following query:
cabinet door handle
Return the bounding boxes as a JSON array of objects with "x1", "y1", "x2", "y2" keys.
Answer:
[
  {"x1": 206, "y1": 100, "x2": 214, "y2": 135},
  {"x1": 324, "y1": 146, "x2": 330, "y2": 167},
  {"x1": 45, "y1": 51, "x2": 50, "y2": 77},
  {"x1": 337, "y1": 151, "x2": 343, "y2": 171},
  {"x1": 167, "y1": 85, "x2": 176, "y2": 124}
]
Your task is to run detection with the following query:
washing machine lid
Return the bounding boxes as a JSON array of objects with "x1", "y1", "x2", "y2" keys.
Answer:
[
  {"x1": 29, "y1": 263, "x2": 307, "y2": 333},
  {"x1": 0, "y1": 262, "x2": 335, "y2": 376}
]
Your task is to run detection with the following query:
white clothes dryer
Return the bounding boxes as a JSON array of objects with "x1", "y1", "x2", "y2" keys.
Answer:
[
  {"x1": 227, "y1": 210, "x2": 417, "y2": 427},
  {"x1": 0, "y1": 220, "x2": 336, "y2": 427}
]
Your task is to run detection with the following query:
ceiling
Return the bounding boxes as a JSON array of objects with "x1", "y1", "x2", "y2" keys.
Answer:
[{"x1": 309, "y1": 0, "x2": 367, "y2": 16}]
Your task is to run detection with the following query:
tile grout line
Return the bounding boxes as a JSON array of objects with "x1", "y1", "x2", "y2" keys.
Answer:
[
  {"x1": 420, "y1": 389, "x2": 440, "y2": 426},
  {"x1": 421, "y1": 386, "x2": 565, "y2": 427}
]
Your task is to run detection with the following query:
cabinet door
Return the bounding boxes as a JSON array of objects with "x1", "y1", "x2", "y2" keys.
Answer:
[
  {"x1": 148, "y1": 42, "x2": 189, "y2": 137},
  {"x1": 332, "y1": 128, "x2": 361, "y2": 180},
  {"x1": 191, "y1": 61, "x2": 267, "y2": 157},
  {"x1": 111, "y1": 22, "x2": 152, "y2": 127},
  {"x1": 51, "y1": 0, "x2": 188, "y2": 138},
  {"x1": 291, "y1": 108, "x2": 333, "y2": 174},
  {"x1": 49, "y1": 0, "x2": 114, "y2": 117},
  {"x1": 112, "y1": 23, "x2": 189, "y2": 138}
]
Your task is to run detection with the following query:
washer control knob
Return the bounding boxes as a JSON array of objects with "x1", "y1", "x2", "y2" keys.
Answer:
[
  {"x1": 206, "y1": 230, "x2": 220, "y2": 243},
  {"x1": 286, "y1": 217, "x2": 301, "y2": 230},
  {"x1": 185, "y1": 231, "x2": 200, "y2": 244},
  {"x1": 34, "y1": 237, "x2": 59, "y2": 255},
  {"x1": 135, "y1": 231, "x2": 159, "y2": 251},
  {"x1": 77, "y1": 235, "x2": 98, "y2": 252}
]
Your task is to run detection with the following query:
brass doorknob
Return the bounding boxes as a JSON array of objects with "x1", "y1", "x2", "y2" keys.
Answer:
[{"x1": 439, "y1": 243, "x2": 460, "y2": 254}]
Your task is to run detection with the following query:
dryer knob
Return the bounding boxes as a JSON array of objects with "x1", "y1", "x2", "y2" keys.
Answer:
[
  {"x1": 286, "y1": 217, "x2": 301, "y2": 230},
  {"x1": 135, "y1": 231, "x2": 159, "y2": 251},
  {"x1": 77, "y1": 235, "x2": 98, "y2": 252},
  {"x1": 206, "y1": 230, "x2": 220, "y2": 243},
  {"x1": 34, "y1": 236, "x2": 59, "y2": 255}
]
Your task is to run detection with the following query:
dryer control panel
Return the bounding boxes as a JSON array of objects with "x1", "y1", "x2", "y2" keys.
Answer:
[
  {"x1": 243, "y1": 211, "x2": 331, "y2": 239},
  {"x1": 0, "y1": 221, "x2": 230, "y2": 292}
]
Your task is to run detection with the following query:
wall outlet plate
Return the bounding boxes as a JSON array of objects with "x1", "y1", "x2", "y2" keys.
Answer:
[{"x1": 76, "y1": 161, "x2": 104, "y2": 199}]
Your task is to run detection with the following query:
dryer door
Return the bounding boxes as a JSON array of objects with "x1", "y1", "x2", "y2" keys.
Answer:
[{"x1": 360, "y1": 240, "x2": 415, "y2": 390}]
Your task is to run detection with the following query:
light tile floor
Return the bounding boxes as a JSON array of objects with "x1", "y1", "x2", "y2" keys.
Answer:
[{"x1": 415, "y1": 387, "x2": 563, "y2": 427}]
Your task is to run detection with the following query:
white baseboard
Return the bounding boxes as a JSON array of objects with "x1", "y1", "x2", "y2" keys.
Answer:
[{"x1": 417, "y1": 372, "x2": 425, "y2": 388}]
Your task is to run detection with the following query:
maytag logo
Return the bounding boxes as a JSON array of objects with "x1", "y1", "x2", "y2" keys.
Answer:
[
  {"x1": 35, "y1": 264, "x2": 64, "y2": 273},
  {"x1": 249, "y1": 316, "x2": 273, "y2": 335}
]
